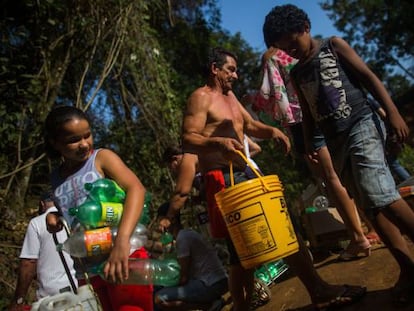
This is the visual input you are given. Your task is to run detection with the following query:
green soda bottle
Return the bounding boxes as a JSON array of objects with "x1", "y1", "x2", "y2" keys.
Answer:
[
  {"x1": 69, "y1": 200, "x2": 123, "y2": 228},
  {"x1": 84, "y1": 178, "x2": 126, "y2": 203},
  {"x1": 138, "y1": 191, "x2": 151, "y2": 225}
]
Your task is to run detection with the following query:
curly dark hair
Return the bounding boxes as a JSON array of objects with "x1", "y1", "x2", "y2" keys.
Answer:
[{"x1": 263, "y1": 4, "x2": 311, "y2": 48}]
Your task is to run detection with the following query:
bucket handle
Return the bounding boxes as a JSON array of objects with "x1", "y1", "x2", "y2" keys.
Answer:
[{"x1": 229, "y1": 150, "x2": 271, "y2": 192}]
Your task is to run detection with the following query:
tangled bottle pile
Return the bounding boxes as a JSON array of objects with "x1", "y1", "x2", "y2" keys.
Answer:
[{"x1": 57, "y1": 178, "x2": 180, "y2": 287}]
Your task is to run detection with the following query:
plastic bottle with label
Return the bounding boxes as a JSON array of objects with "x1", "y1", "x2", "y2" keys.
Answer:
[
  {"x1": 57, "y1": 225, "x2": 148, "y2": 258},
  {"x1": 69, "y1": 200, "x2": 124, "y2": 228},
  {"x1": 84, "y1": 178, "x2": 126, "y2": 203},
  {"x1": 90, "y1": 258, "x2": 181, "y2": 287}
]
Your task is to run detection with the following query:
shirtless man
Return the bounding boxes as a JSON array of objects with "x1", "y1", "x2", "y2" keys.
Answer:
[{"x1": 181, "y1": 47, "x2": 366, "y2": 311}]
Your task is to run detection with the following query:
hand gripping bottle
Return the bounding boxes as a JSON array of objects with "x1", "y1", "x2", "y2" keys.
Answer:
[
  {"x1": 69, "y1": 200, "x2": 124, "y2": 228},
  {"x1": 57, "y1": 224, "x2": 148, "y2": 258},
  {"x1": 91, "y1": 258, "x2": 181, "y2": 287},
  {"x1": 84, "y1": 178, "x2": 126, "y2": 203}
]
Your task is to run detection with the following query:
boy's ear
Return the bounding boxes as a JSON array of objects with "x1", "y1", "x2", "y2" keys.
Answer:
[{"x1": 304, "y1": 22, "x2": 311, "y2": 34}]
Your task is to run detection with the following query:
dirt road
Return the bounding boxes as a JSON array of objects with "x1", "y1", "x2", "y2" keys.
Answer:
[{"x1": 255, "y1": 242, "x2": 413, "y2": 311}]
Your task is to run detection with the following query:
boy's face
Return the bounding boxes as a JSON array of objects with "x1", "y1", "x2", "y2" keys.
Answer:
[{"x1": 275, "y1": 28, "x2": 311, "y2": 61}]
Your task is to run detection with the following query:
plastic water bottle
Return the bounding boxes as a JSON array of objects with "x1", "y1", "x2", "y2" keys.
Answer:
[
  {"x1": 254, "y1": 265, "x2": 271, "y2": 286},
  {"x1": 84, "y1": 178, "x2": 126, "y2": 203},
  {"x1": 69, "y1": 200, "x2": 124, "y2": 228},
  {"x1": 91, "y1": 258, "x2": 180, "y2": 287},
  {"x1": 57, "y1": 226, "x2": 148, "y2": 258}
]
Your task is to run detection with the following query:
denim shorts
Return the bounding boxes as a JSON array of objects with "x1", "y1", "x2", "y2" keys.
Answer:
[
  {"x1": 326, "y1": 112, "x2": 401, "y2": 212},
  {"x1": 155, "y1": 277, "x2": 228, "y2": 303},
  {"x1": 289, "y1": 123, "x2": 326, "y2": 155}
]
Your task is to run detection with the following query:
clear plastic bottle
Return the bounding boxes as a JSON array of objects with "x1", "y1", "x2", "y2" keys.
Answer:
[
  {"x1": 57, "y1": 225, "x2": 148, "y2": 258},
  {"x1": 69, "y1": 200, "x2": 123, "y2": 228},
  {"x1": 91, "y1": 258, "x2": 181, "y2": 287},
  {"x1": 84, "y1": 178, "x2": 126, "y2": 203}
]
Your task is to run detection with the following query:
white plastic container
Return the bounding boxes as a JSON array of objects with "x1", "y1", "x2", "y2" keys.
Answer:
[
  {"x1": 31, "y1": 285, "x2": 101, "y2": 311},
  {"x1": 77, "y1": 284, "x2": 101, "y2": 311},
  {"x1": 38, "y1": 292, "x2": 80, "y2": 311}
]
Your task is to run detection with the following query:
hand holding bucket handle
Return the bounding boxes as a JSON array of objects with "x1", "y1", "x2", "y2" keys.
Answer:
[{"x1": 230, "y1": 150, "x2": 271, "y2": 192}]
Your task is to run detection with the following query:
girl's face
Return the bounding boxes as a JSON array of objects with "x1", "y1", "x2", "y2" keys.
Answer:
[
  {"x1": 51, "y1": 118, "x2": 93, "y2": 163},
  {"x1": 275, "y1": 27, "x2": 311, "y2": 61}
]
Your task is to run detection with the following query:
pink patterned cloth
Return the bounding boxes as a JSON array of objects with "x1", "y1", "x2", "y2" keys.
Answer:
[{"x1": 253, "y1": 49, "x2": 302, "y2": 127}]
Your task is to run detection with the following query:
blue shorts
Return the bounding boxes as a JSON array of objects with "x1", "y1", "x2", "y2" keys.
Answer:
[
  {"x1": 155, "y1": 277, "x2": 227, "y2": 304},
  {"x1": 289, "y1": 123, "x2": 326, "y2": 155},
  {"x1": 326, "y1": 112, "x2": 401, "y2": 213}
]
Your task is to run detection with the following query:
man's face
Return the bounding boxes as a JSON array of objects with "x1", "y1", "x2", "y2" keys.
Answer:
[{"x1": 214, "y1": 56, "x2": 238, "y2": 93}]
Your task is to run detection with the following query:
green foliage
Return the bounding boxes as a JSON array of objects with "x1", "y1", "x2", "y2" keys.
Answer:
[
  {"x1": 320, "y1": 0, "x2": 414, "y2": 93},
  {"x1": 399, "y1": 144, "x2": 414, "y2": 177}
]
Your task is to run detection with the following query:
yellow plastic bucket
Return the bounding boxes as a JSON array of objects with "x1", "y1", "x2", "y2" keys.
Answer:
[{"x1": 215, "y1": 151, "x2": 299, "y2": 269}]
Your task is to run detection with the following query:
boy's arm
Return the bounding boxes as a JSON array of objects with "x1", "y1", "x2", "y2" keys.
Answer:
[
  {"x1": 158, "y1": 153, "x2": 198, "y2": 232},
  {"x1": 330, "y1": 36, "x2": 409, "y2": 141},
  {"x1": 9, "y1": 259, "x2": 36, "y2": 310},
  {"x1": 167, "y1": 153, "x2": 198, "y2": 220},
  {"x1": 294, "y1": 83, "x2": 319, "y2": 163}
]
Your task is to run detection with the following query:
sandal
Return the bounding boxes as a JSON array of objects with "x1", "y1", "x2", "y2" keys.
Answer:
[
  {"x1": 314, "y1": 284, "x2": 367, "y2": 310},
  {"x1": 338, "y1": 240, "x2": 371, "y2": 261}
]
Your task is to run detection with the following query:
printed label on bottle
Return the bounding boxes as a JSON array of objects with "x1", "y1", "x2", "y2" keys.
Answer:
[
  {"x1": 84, "y1": 227, "x2": 113, "y2": 256},
  {"x1": 101, "y1": 202, "x2": 123, "y2": 226}
]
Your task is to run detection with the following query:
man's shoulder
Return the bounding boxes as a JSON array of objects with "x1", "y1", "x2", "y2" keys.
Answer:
[{"x1": 189, "y1": 85, "x2": 214, "y2": 100}]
